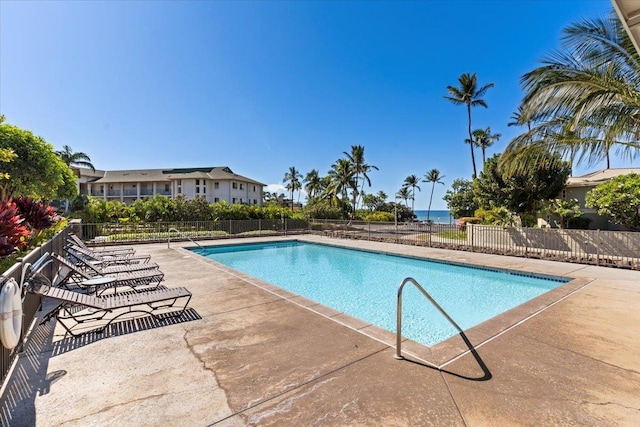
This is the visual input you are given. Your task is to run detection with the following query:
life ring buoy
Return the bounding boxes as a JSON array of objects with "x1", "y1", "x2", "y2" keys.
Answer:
[{"x1": 0, "y1": 278, "x2": 23, "y2": 350}]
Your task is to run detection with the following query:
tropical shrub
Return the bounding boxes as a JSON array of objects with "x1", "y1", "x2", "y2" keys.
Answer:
[
  {"x1": 586, "y1": 174, "x2": 640, "y2": 229},
  {"x1": 474, "y1": 207, "x2": 519, "y2": 226},
  {"x1": 363, "y1": 211, "x2": 394, "y2": 222},
  {"x1": 455, "y1": 217, "x2": 482, "y2": 231},
  {"x1": 303, "y1": 199, "x2": 343, "y2": 220},
  {"x1": 543, "y1": 199, "x2": 583, "y2": 229},
  {"x1": 13, "y1": 196, "x2": 58, "y2": 245},
  {"x1": 0, "y1": 201, "x2": 29, "y2": 256}
]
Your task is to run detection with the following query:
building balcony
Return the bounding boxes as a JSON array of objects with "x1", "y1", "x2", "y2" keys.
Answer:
[
  {"x1": 106, "y1": 190, "x2": 121, "y2": 197},
  {"x1": 123, "y1": 189, "x2": 138, "y2": 196}
]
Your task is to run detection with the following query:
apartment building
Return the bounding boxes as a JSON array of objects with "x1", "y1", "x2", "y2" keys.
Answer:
[{"x1": 77, "y1": 166, "x2": 265, "y2": 206}]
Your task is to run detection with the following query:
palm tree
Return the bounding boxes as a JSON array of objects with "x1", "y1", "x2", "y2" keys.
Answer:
[
  {"x1": 327, "y1": 159, "x2": 356, "y2": 215},
  {"x1": 396, "y1": 187, "x2": 410, "y2": 207},
  {"x1": 56, "y1": 145, "x2": 95, "y2": 171},
  {"x1": 283, "y1": 166, "x2": 302, "y2": 210},
  {"x1": 304, "y1": 169, "x2": 322, "y2": 199},
  {"x1": 507, "y1": 105, "x2": 533, "y2": 132},
  {"x1": 402, "y1": 175, "x2": 421, "y2": 212},
  {"x1": 510, "y1": 13, "x2": 640, "y2": 170},
  {"x1": 343, "y1": 145, "x2": 378, "y2": 214},
  {"x1": 472, "y1": 127, "x2": 502, "y2": 166},
  {"x1": 445, "y1": 73, "x2": 494, "y2": 179},
  {"x1": 423, "y1": 169, "x2": 445, "y2": 221}
]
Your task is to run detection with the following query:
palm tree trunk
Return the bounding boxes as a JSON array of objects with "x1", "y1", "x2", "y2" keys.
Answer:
[
  {"x1": 606, "y1": 150, "x2": 610, "y2": 169},
  {"x1": 482, "y1": 147, "x2": 486, "y2": 166},
  {"x1": 411, "y1": 187, "x2": 415, "y2": 212},
  {"x1": 467, "y1": 104, "x2": 477, "y2": 179},
  {"x1": 428, "y1": 184, "x2": 435, "y2": 221},
  {"x1": 290, "y1": 189, "x2": 294, "y2": 211}
]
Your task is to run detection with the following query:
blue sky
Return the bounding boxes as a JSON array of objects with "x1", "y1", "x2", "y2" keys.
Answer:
[{"x1": 0, "y1": 0, "x2": 621, "y2": 210}]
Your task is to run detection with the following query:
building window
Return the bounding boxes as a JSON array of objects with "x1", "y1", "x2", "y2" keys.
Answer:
[
  {"x1": 196, "y1": 179, "x2": 200, "y2": 185},
  {"x1": 214, "y1": 182, "x2": 219, "y2": 189},
  {"x1": 214, "y1": 197, "x2": 219, "y2": 203},
  {"x1": 177, "y1": 186, "x2": 182, "y2": 194},
  {"x1": 177, "y1": 179, "x2": 182, "y2": 186},
  {"x1": 253, "y1": 199, "x2": 257, "y2": 205},
  {"x1": 232, "y1": 182, "x2": 238, "y2": 189},
  {"x1": 232, "y1": 198, "x2": 237, "y2": 203},
  {"x1": 165, "y1": 184, "x2": 170, "y2": 192},
  {"x1": 253, "y1": 185, "x2": 256, "y2": 192},
  {"x1": 240, "y1": 198, "x2": 243, "y2": 204},
  {"x1": 240, "y1": 183, "x2": 244, "y2": 190}
]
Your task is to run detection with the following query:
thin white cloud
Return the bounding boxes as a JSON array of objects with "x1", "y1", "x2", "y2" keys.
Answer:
[{"x1": 265, "y1": 183, "x2": 308, "y2": 201}]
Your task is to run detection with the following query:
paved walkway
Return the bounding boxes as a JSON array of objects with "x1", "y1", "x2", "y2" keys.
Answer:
[{"x1": 1, "y1": 236, "x2": 639, "y2": 426}]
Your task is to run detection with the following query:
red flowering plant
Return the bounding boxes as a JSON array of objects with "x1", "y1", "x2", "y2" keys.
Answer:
[
  {"x1": 13, "y1": 196, "x2": 60, "y2": 246},
  {"x1": 0, "y1": 201, "x2": 29, "y2": 257}
]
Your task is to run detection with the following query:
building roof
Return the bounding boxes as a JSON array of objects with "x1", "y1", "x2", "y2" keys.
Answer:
[
  {"x1": 566, "y1": 168, "x2": 640, "y2": 187},
  {"x1": 612, "y1": 0, "x2": 640, "y2": 57},
  {"x1": 78, "y1": 166, "x2": 265, "y2": 186}
]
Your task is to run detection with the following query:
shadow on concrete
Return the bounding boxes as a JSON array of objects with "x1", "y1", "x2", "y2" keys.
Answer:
[
  {"x1": 404, "y1": 332, "x2": 493, "y2": 382},
  {"x1": 0, "y1": 308, "x2": 200, "y2": 427},
  {"x1": 0, "y1": 320, "x2": 56, "y2": 427},
  {"x1": 51, "y1": 308, "x2": 202, "y2": 357}
]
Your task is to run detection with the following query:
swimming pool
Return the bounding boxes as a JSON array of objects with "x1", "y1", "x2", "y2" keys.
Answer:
[{"x1": 191, "y1": 241, "x2": 568, "y2": 346}]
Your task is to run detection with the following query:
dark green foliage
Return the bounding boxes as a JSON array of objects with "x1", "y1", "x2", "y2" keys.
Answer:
[
  {"x1": 586, "y1": 174, "x2": 640, "y2": 229},
  {"x1": 474, "y1": 154, "x2": 571, "y2": 219},
  {"x1": 0, "y1": 120, "x2": 77, "y2": 201},
  {"x1": 76, "y1": 196, "x2": 300, "y2": 223},
  {"x1": 443, "y1": 179, "x2": 478, "y2": 218}
]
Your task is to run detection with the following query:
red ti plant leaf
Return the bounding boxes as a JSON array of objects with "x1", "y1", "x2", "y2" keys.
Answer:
[
  {"x1": 13, "y1": 196, "x2": 56, "y2": 232},
  {"x1": 0, "y1": 201, "x2": 29, "y2": 257}
]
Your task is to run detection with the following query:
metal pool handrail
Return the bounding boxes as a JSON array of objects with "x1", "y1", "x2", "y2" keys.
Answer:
[
  {"x1": 395, "y1": 277, "x2": 464, "y2": 360},
  {"x1": 167, "y1": 228, "x2": 203, "y2": 249}
]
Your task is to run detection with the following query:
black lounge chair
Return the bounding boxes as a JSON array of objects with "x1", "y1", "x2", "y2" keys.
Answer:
[
  {"x1": 25, "y1": 271, "x2": 192, "y2": 337},
  {"x1": 64, "y1": 244, "x2": 152, "y2": 266},
  {"x1": 62, "y1": 249, "x2": 158, "y2": 275},
  {"x1": 51, "y1": 253, "x2": 164, "y2": 294},
  {"x1": 68, "y1": 234, "x2": 136, "y2": 255}
]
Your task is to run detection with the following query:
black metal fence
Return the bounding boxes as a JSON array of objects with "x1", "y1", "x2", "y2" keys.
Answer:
[
  {"x1": 0, "y1": 226, "x2": 69, "y2": 386},
  {"x1": 308, "y1": 219, "x2": 640, "y2": 270},
  {"x1": 77, "y1": 219, "x2": 310, "y2": 245}
]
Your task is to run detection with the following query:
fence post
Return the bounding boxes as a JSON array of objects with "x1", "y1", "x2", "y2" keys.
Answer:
[{"x1": 596, "y1": 229, "x2": 600, "y2": 266}]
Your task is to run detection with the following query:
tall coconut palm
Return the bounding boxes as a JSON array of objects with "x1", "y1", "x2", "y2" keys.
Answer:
[
  {"x1": 343, "y1": 145, "x2": 378, "y2": 213},
  {"x1": 283, "y1": 166, "x2": 302, "y2": 210},
  {"x1": 423, "y1": 169, "x2": 445, "y2": 221},
  {"x1": 304, "y1": 169, "x2": 322, "y2": 199},
  {"x1": 472, "y1": 127, "x2": 502, "y2": 165},
  {"x1": 56, "y1": 145, "x2": 95, "y2": 171},
  {"x1": 396, "y1": 187, "x2": 410, "y2": 207},
  {"x1": 402, "y1": 175, "x2": 421, "y2": 212},
  {"x1": 445, "y1": 73, "x2": 494, "y2": 179},
  {"x1": 507, "y1": 105, "x2": 533, "y2": 132},
  {"x1": 510, "y1": 13, "x2": 640, "y2": 170},
  {"x1": 327, "y1": 159, "x2": 356, "y2": 215}
]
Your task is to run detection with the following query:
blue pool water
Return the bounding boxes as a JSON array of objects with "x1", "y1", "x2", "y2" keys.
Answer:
[{"x1": 191, "y1": 241, "x2": 568, "y2": 346}]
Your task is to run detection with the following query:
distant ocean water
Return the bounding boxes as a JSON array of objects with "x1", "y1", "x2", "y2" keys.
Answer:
[{"x1": 413, "y1": 210, "x2": 453, "y2": 224}]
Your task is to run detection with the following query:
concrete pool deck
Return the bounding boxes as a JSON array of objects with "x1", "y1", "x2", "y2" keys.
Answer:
[{"x1": 1, "y1": 235, "x2": 639, "y2": 426}]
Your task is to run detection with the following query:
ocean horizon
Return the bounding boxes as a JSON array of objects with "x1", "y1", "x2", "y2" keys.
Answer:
[{"x1": 414, "y1": 210, "x2": 453, "y2": 224}]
